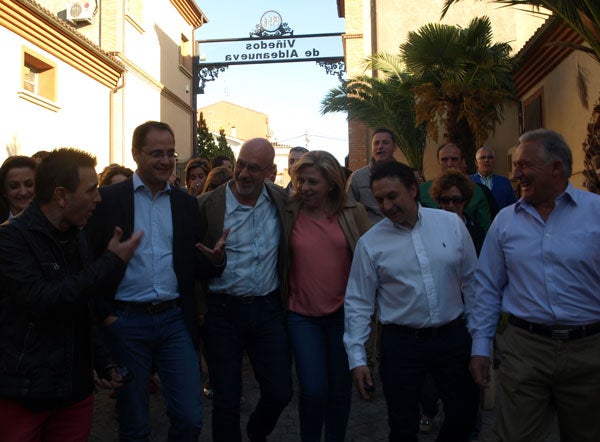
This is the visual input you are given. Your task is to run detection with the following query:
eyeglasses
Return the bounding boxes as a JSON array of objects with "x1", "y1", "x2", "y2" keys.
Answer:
[
  {"x1": 235, "y1": 159, "x2": 272, "y2": 174},
  {"x1": 141, "y1": 150, "x2": 178, "y2": 159},
  {"x1": 478, "y1": 155, "x2": 494, "y2": 160},
  {"x1": 439, "y1": 196, "x2": 464, "y2": 204}
]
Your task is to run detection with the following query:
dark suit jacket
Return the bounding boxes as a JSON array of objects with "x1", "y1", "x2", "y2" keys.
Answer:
[
  {"x1": 196, "y1": 181, "x2": 287, "y2": 302},
  {"x1": 470, "y1": 173, "x2": 517, "y2": 210},
  {"x1": 85, "y1": 179, "x2": 223, "y2": 346}
]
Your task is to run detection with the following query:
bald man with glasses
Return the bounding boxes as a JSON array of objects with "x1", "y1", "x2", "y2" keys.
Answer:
[{"x1": 197, "y1": 137, "x2": 293, "y2": 442}]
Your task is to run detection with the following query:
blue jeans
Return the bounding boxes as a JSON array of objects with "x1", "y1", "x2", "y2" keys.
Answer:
[
  {"x1": 287, "y1": 309, "x2": 352, "y2": 442},
  {"x1": 103, "y1": 305, "x2": 203, "y2": 442},
  {"x1": 204, "y1": 293, "x2": 293, "y2": 442}
]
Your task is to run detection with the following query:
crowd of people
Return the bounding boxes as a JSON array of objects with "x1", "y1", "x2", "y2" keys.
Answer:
[{"x1": 0, "y1": 121, "x2": 598, "y2": 442}]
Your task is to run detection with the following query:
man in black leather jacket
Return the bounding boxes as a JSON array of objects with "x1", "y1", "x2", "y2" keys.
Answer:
[{"x1": 0, "y1": 148, "x2": 141, "y2": 441}]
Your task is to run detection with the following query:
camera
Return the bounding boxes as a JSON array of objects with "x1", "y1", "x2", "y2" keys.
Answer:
[
  {"x1": 115, "y1": 366, "x2": 134, "y2": 383},
  {"x1": 102, "y1": 365, "x2": 134, "y2": 383}
]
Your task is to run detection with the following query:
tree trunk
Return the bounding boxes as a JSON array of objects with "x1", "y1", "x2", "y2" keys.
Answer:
[
  {"x1": 444, "y1": 117, "x2": 477, "y2": 174},
  {"x1": 582, "y1": 101, "x2": 600, "y2": 194}
]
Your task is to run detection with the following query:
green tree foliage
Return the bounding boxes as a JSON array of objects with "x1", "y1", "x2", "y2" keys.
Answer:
[
  {"x1": 196, "y1": 112, "x2": 218, "y2": 159},
  {"x1": 442, "y1": 0, "x2": 600, "y2": 191},
  {"x1": 400, "y1": 16, "x2": 515, "y2": 173},
  {"x1": 321, "y1": 53, "x2": 427, "y2": 171},
  {"x1": 216, "y1": 129, "x2": 235, "y2": 164},
  {"x1": 322, "y1": 17, "x2": 515, "y2": 174}
]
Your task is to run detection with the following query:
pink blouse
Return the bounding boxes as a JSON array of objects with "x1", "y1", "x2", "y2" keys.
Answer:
[{"x1": 288, "y1": 211, "x2": 352, "y2": 316}]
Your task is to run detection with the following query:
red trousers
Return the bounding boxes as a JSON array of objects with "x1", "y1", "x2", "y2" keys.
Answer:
[{"x1": 0, "y1": 394, "x2": 93, "y2": 442}]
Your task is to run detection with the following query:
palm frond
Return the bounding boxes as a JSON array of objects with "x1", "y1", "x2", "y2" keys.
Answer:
[
  {"x1": 576, "y1": 60, "x2": 589, "y2": 109},
  {"x1": 442, "y1": 0, "x2": 600, "y2": 62}
]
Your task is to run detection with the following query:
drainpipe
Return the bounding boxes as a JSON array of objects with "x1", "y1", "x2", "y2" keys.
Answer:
[{"x1": 110, "y1": 73, "x2": 126, "y2": 164}]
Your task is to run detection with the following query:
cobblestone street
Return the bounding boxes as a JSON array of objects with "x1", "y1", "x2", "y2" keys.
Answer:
[{"x1": 90, "y1": 358, "x2": 558, "y2": 441}]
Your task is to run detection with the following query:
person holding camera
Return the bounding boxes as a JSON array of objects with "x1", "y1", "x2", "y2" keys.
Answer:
[{"x1": 0, "y1": 148, "x2": 142, "y2": 441}]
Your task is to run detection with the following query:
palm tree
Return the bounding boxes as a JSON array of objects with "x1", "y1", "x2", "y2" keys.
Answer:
[
  {"x1": 400, "y1": 16, "x2": 515, "y2": 173},
  {"x1": 441, "y1": 0, "x2": 600, "y2": 192},
  {"x1": 321, "y1": 53, "x2": 428, "y2": 171}
]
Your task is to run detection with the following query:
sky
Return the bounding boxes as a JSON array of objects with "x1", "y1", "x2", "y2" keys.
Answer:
[{"x1": 194, "y1": 1, "x2": 349, "y2": 164}]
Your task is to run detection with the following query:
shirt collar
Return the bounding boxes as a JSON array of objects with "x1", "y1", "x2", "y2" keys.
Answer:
[
  {"x1": 384, "y1": 203, "x2": 422, "y2": 232},
  {"x1": 225, "y1": 180, "x2": 271, "y2": 215},
  {"x1": 132, "y1": 172, "x2": 171, "y2": 194},
  {"x1": 514, "y1": 181, "x2": 576, "y2": 213}
]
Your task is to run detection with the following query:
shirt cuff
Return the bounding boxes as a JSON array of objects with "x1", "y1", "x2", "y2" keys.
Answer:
[
  {"x1": 348, "y1": 349, "x2": 367, "y2": 371},
  {"x1": 471, "y1": 336, "x2": 492, "y2": 357}
]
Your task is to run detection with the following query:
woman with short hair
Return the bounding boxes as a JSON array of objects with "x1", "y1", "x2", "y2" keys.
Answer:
[{"x1": 430, "y1": 170, "x2": 484, "y2": 255}]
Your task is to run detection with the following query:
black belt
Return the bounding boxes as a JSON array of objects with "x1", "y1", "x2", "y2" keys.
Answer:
[
  {"x1": 207, "y1": 289, "x2": 278, "y2": 305},
  {"x1": 384, "y1": 316, "x2": 465, "y2": 339},
  {"x1": 509, "y1": 315, "x2": 600, "y2": 341},
  {"x1": 114, "y1": 299, "x2": 180, "y2": 314}
]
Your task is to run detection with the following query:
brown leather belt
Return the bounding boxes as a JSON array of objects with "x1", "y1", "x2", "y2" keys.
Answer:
[{"x1": 509, "y1": 315, "x2": 600, "y2": 341}]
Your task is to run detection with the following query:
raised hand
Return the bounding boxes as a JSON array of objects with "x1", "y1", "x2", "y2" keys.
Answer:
[
  {"x1": 195, "y1": 227, "x2": 230, "y2": 265},
  {"x1": 107, "y1": 226, "x2": 143, "y2": 263}
]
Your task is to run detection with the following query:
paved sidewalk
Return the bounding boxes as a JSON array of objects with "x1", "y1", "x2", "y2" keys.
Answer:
[{"x1": 90, "y1": 358, "x2": 526, "y2": 441}]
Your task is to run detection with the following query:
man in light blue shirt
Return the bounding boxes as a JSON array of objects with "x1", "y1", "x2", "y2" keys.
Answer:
[
  {"x1": 470, "y1": 129, "x2": 600, "y2": 441},
  {"x1": 197, "y1": 138, "x2": 292, "y2": 442},
  {"x1": 344, "y1": 161, "x2": 478, "y2": 441},
  {"x1": 87, "y1": 121, "x2": 227, "y2": 441}
]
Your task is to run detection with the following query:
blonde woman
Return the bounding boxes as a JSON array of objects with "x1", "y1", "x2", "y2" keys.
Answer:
[{"x1": 283, "y1": 150, "x2": 370, "y2": 441}]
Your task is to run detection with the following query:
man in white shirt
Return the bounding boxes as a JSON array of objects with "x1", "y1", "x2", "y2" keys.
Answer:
[{"x1": 344, "y1": 161, "x2": 479, "y2": 441}]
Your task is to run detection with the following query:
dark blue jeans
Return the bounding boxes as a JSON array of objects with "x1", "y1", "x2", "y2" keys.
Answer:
[
  {"x1": 204, "y1": 293, "x2": 293, "y2": 442},
  {"x1": 380, "y1": 322, "x2": 479, "y2": 442},
  {"x1": 287, "y1": 309, "x2": 352, "y2": 442},
  {"x1": 103, "y1": 305, "x2": 203, "y2": 442}
]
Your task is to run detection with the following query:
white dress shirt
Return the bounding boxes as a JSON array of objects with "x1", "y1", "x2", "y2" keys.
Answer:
[{"x1": 344, "y1": 206, "x2": 477, "y2": 369}]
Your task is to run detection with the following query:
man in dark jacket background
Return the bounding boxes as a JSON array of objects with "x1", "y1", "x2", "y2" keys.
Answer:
[{"x1": 0, "y1": 148, "x2": 141, "y2": 441}]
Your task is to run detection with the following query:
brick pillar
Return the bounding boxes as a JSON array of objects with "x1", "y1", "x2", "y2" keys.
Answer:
[{"x1": 348, "y1": 120, "x2": 369, "y2": 171}]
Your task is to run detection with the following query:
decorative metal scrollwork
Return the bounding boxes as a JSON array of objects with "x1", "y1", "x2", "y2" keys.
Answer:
[
  {"x1": 198, "y1": 65, "x2": 228, "y2": 94},
  {"x1": 316, "y1": 59, "x2": 346, "y2": 82}
]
